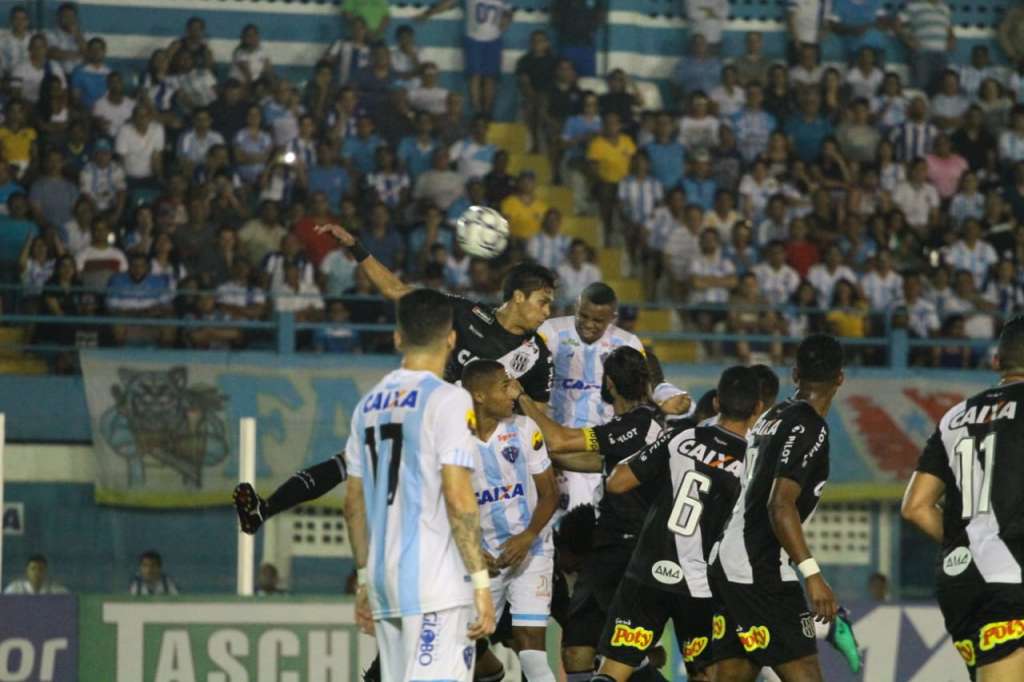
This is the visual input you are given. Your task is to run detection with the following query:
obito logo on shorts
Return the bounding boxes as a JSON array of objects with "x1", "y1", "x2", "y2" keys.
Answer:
[
  {"x1": 979, "y1": 619, "x2": 1024, "y2": 652},
  {"x1": 610, "y1": 621, "x2": 654, "y2": 650},
  {"x1": 737, "y1": 625, "x2": 771, "y2": 652},
  {"x1": 955, "y1": 639, "x2": 977, "y2": 667},
  {"x1": 712, "y1": 615, "x2": 727, "y2": 640},
  {"x1": 683, "y1": 637, "x2": 708, "y2": 662}
]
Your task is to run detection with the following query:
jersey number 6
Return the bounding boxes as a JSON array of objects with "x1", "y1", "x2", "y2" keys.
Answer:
[
  {"x1": 365, "y1": 424, "x2": 404, "y2": 506},
  {"x1": 667, "y1": 470, "x2": 712, "y2": 537}
]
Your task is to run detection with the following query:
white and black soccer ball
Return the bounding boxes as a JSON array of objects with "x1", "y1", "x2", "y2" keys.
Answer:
[{"x1": 456, "y1": 205, "x2": 510, "y2": 259}]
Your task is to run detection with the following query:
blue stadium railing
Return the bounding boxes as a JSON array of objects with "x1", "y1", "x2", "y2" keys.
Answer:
[{"x1": 0, "y1": 284, "x2": 999, "y2": 370}]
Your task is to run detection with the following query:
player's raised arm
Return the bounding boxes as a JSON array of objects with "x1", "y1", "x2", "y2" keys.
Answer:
[
  {"x1": 768, "y1": 476, "x2": 837, "y2": 624},
  {"x1": 315, "y1": 223, "x2": 413, "y2": 301},
  {"x1": 516, "y1": 393, "x2": 589, "y2": 453}
]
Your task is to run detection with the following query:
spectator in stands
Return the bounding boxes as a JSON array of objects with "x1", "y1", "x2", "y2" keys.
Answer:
[
  {"x1": 687, "y1": 228, "x2": 737, "y2": 350},
  {"x1": 737, "y1": 157, "x2": 779, "y2": 223},
  {"x1": 397, "y1": 111, "x2": 438, "y2": 186},
  {"x1": 501, "y1": 170, "x2": 549, "y2": 243},
  {"x1": 828, "y1": 0, "x2": 891, "y2": 59},
  {"x1": 983, "y1": 258, "x2": 1023, "y2": 317},
  {"x1": 956, "y1": 45, "x2": 997, "y2": 100},
  {"x1": 861, "y1": 249, "x2": 903, "y2": 311},
  {"x1": 185, "y1": 290, "x2": 246, "y2": 349},
  {"x1": 149, "y1": 232, "x2": 187, "y2": 287},
  {"x1": 998, "y1": 106, "x2": 1024, "y2": 173},
  {"x1": 107, "y1": 252, "x2": 175, "y2": 346},
  {"x1": 30, "y1": 148, "x2": 78, "y2": 234},
  {"x1": 414, "y1": 148, "x2": 464, "y2": 213},
  {"x1": 808, "y1": 244, "x2": 857, "y2": 307},
  {"x1": 47, "y1": 2, "x2": 84, "y2": 74},
  {"x1": 18, "y1": 235, "x2": 59, "y2": 303},
  {"x1": 419, "y1": 0, "x2": 512, "y2": 116},
  {"x1": 75, "y1": 216, "x2": 126, "y2": 290},
  {"x1": 734, "y1": 31, "x2": 769, "y2": 86},
  {"x1": 0, "y1": 101, "x2": 37, "y2": 178},
  {"x1": 642, "y1": 188, "x2": 685, "y2": 296},
  {"x1": 681, "y1": 150, "x2": 717, "y2": 211},
  {"x1": 948, "y1": 107, "x2": 995, "y2": 184},
  {"x1": 557, "y1": 238, "x2": 601, "y2": 307},
  {"x1": 3, "y1": 554, "x2": 67, "y2": 595},
  {"x1": 674, "y1": 34, "x2": 722, "y2": 100},
  {"x1": 899, "y1": 272, "x2": 940, "y2": 337},
  {"x1": 449, "y1": 115, "x2": 496, "y2": 180},
  {"x1": 948, "y1": 171, "x2": 984, "y2": 229},
  {"x1": 712, "y1": 130, "x2": 744, "y2": 196},
  {"x1": 238, "y1": 200, "x2": 285, "y2": 267},
  {"x1": 482, "y1": 149, "x2": 515, "y2": 206},
  {"x1": 945, "y1": 218, "x2": 998, "y2": 290},
  {"x1": 598, "y1": 69, "x2": 642, "y2": 134},
  {"x1": 561, "y1": 91, "x2": 602, "y2": 213},
  {"x1": 618, "y1": 152, "x2": 663, "y2": 263},
  {"x1": 177, "y1": 108, "x2": 225, "y2": 172},
  {"x1": 325, "y1": 17, "x2": 371, "y2": 86},
  {"x1": 723, "y1": 220, "x2": 757, "y2": 275},
  {"x1": 230, "y1": 24, "x2": 272, "y2": 86},
  {"x1": 825, "y1": 278, "x2": 868, "y2": 339},
  {"x1": 69, "y1": 37, "x2": 109, "y2": 112},
  {"x1": 550, "y1": 0, "x2": 605, "y2": 77},
  {"x1": 216, "y1": 260, "x2": 267, "y2": 321},
  {"x1": 728, "y1": 271, "x2": 780, "y2": 364},
  {"x1": 361, "y1": 202, "x2": 406, "y2": 271},
  {"x1": 210, "y1": 78, "x2": 249, "y2": 144},
  {"x1": 836, "y1": 98, "x2": 880, "y2": 165},
  {"x1": 338, "y1": 114, "x2": 378, "y2": 176},
  {"x1": 686, "y1": 0, "x2": 728, "y2": 52},
  {"x1": 408, "y1": 62, "x2": 448, "y2": 116},
  {"x1": 91, "y1": 72, "x2": 134, "y2": 139},
  {"x1": 890, "y1": 96, "x2": 937, "y2": 162},
  {"x1": 893, "y1": 157, "x2": 940, "y2": 233},
  {"x1": 663, "y1": 202, "x2": 705, "y2": 297},
  {"x1": 710, "y1": 64, "x2": 745, "y2": 118},
  {"x1": 704, "y1": 188, "x2": 742, "y2": 240},
  {"x1": 949, "y1": 268, "x2": 997, "y2": 341},
  {"x1": 116, "y1": 104, "x2": 165, "y2": 192},
  {"x1": 755, "y1": 193, "x2": 789, "y2": 246},
  {"x1": 0, "y1": 6, "x2": 32, "y2": 78},
  {"x1": 925, "y1": 133, "x2": 967, "y2": 200},
  {"x1": 931, "y1": 70, "x2": 969, "y2": 133},
  {"x1": 526, "y1": 208, "x2": 570, "y2": 271},
  {"x1": 844, "y1": 47, "x2": 884, "y2": 102},
  {"x1": 753, "y1": 239, "x2": 800, "y2": 306},
  {"x1": 13, "y1": 34, "x2": 63, "y2": 106},
  {"x1": 233, "y1": 105, "x2": 273, "y2": 186},
  {"x1": 587, "y1": 111, "x2": 635, "y2": 239},
  {"x1": 516, "y1": 30, "x2": 558, "y2": 154},
  {"x1": 897, "y1": 0, "x2": 953, "y2": 92},
  {"x1": 643, "y1": 112, "x2": 685, "y2": 192},
  {"x1": 170, "y1": 16, "x2": 214, "y2": 71},
  {"x1": 763, "y1": 64, "x2": 793, "y2": 122},
  {"x1": 785, "y1": 88, "x2": 832, "y2": 164},
  {"x1": 294, "y1": 192, "x2": 340, "y2": 267},
  {"x1": 788, "y1": 42, "x2": 824, "y2": 90},
  {"x1": 730, "y1": 84, "x2": 775, "y2": 164},
  {"x1": 273, "y1": 260, "x2": 324, "y2": 321}
]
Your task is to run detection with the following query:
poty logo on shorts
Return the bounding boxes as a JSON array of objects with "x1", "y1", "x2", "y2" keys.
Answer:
[
  {"x1": 610, "y1": 622, "x2": 654, "y2": 650},
  {"x1": 737, "y1": 625, "x2": 771, "y2": 652},
  {"x1": 955, "y1": 639, "x2": 976, "y2": 666},
  {"x1": 418, "y1": 612, "x2": 439, "y2": 666},
  {"x1": 683, "y1": 636, "x2": 708, "y2": 662},
  {"x1": 979, "y1": 619, "x2": 1024, "y2": 652},
  {"x1": 712, "y1": 615, "x2": 726, "y2": 640}
]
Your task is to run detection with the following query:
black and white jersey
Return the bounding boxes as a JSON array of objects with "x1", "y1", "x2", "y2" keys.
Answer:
[
  {"x1": 582, "y1": 404, "x2": 664, "y2": 539},
  {"x1": 716, "y1": 399, "x2": 830, "y2": 586},
  {"x1": 443, "y1": 295, "x2": 554, "y2": 403},
  {"x1": 624, "y1": 424, "x2": 747, "y2": 597},
  {"x1": 916, "y1": 381, "x2": 1024, "y2": 585}
]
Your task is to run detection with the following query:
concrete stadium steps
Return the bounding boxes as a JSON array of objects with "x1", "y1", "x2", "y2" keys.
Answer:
[
  {"x1": 537, "y1": 186, "x2": 573, "y2": 216},
  {"x1": 508, "y1": 153, "x2": 551, "y2": 185},
  {"x1": 561, "y1": 216, "x2": 602, "y2": 244},
  {"x1": 0, "y1": 327, "x2": 30, "y2": 361},
  {"x1": 636, "y1": 308, "x2": 674, "y2": 332},
  {"x1": 0, "y1": 356, "x2": 48, "y2": 374},
  {"x1": 597, "y1": 248, "x2": 625, "y2": 279},
  {"x1": 646, "y1": 339, "x2": 699, "y2": 363},
  {"x1": 604, "y1": 279, "x2": 642, "y2": 302},
  {"x1": 486, "y1": 122, "x2": 530, "y2": 152}
]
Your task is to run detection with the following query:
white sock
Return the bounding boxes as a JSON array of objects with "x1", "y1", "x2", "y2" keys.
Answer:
[{"x1": 519, "y1": 650, "x2": 557, "y2": 682}]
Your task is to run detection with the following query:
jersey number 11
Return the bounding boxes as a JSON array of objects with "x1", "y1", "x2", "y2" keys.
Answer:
[{"x1": 955, "y1": 433, "x2": 996, "y2": 519}]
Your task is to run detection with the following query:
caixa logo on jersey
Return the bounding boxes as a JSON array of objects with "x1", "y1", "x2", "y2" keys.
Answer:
[
  {"x1": 476, "y1": 483, "x2": 525, "y2": 505},
  {"x1": 419, "y1": 612, "x2": 439, "y2": 665},
  {"x1": 363, "y1": 389, "x2": 418, "y2": 412},
  {"x1": 561, "y1": 379, "x2": 600, "y2": 390}
]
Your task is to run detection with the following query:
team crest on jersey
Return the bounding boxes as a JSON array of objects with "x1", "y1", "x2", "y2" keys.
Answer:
[
  {"x1": 800, "y1": 613, "x2": 815, "y2": 639},
  {"x1": 471, "y1": 306, "x2": 493, "y2": 324},
  {"x1": 532, "y1": 431, "x2": 544, "y2": 450},
  {"x1": 712, "y1": 615, "x2": 726, "y2": 640},
  {"x1": 463, "y1": 645, "x2": 475, "y2": 669},
  {"x1": 683, "y1": 637, "x2": 708, "y2": 662},
  {"x1": 501, "y1": 446, "x2": 520, "y2": 464},
  {"x1": 737, "y1": 625, "x2": 771, "y2": 652},
  {"x1": 955, "y1": 639, "x2": 976, "y2": 666}
]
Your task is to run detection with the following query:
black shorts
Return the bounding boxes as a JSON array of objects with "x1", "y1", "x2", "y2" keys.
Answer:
[
  {"x1": 937, "y1": 573, "x2": 1024, "y2": 675},
  {"x1": 564, "y1": 540, "x2": 635, "y2": 648},
  {"x1": 598, "y1": 577, "x2": 714, "y2": 670},
  {"x1": 710, "y1": 567, "x2": 817, "y2": 668}
]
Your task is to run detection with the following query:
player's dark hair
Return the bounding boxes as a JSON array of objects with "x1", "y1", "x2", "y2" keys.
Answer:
[
  {"x1": 140, "y1": 550, "x2": 162, "y2": 564},
  {"x1": 998, "y1": 316, "x2": 1024, "y2": 372},
  {"x1": 693, "y1": 389, "x2": 718, "y2": 422},
  {"x1": 717, "y1": 366, "x2": 761, "y2": 421},
  {"x1": 750, "y1": 364, "x2": 780, "y2": 407},
  {"x1": 603, "y1": 346, "x2": 650, "y2": 401},
  {"x1": 27, "y1": 554, "x2": 47, "y2": 566},
  {"x1": 555, "y1": 504, "x2": 595, "y2": 556},
  {"x1": 396, "y1": 288, "x2": 453, "y2": 348},
  {"x1": 461, "y1": 359, "x2": 506, "y2": 395},
  {"x1": 796, "y1": 333, "x2": 844, "y2": 384},
  {"x1": 501, "y1": 262, "x2": 556, "y2": 302},
  {"x1": 580, "y1": 282, "x2": 617, "y2": 306}
]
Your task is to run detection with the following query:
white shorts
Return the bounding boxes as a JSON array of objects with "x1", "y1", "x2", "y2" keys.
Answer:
[
  {"x1": 556, "y1": 470, "x2": 602, "y2": 513},
  {"x1": 491, "y1": 551, "x2": 554, "y2": 628},
  {"x1": 376, "y1": 605, "x2": 477, "y2": 682}
]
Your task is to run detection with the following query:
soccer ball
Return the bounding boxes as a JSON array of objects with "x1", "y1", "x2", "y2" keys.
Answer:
[{"x1": 456, "y1": 205, "x2": 510, "y2": 259}]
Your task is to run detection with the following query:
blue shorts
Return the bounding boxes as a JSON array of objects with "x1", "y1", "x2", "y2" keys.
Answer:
[
  {"x1": 560, "y1": 45, "x2": 596, "y2": 77},
  {"x1": 464, "y1": 36, "x2": 503, "y2": 77}
]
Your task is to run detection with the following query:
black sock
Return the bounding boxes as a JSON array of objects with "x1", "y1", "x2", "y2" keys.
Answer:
[{"x1": 265, "y1": 454, "x2": 347, "y2": 517}]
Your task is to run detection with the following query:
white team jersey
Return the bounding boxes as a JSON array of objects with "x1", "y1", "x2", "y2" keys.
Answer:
[
  {"x1": 473, "y1": 415, "x2": 554, "y2": 557},
  {"x1": 344, "y1": 368, "x2": 477, "y2": 618},
  {"x1": 539, "y1": 316, "x2": 645, "y2": 429},
  {"x1": 465, "y1": 0, "x2": 508, "y2": 41}
]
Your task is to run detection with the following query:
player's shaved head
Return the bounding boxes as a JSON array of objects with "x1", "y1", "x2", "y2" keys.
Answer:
[
  {"x1": 602, "y1": 346, "x2": 650, "y2": 402},
  {"x1": 580, "y1": 282, "x2": 617, "y2": 307},
  {"x1": 795, "y1": 333, "x2": 844, "y2": 385},
  {"x1": 998, "y1": 316, "x2": 1024, "y2": 373},
  {"x1": 461, "y1": 359, "x2": 506, "y2": 395},
  {"x1": 717, "y1": 366, "x2": 761, "y2": 421},
  {"x1": 751, "y1": 364, "x2": 780, "y2": 407},
  {"x1": 396, "y1": 288, "x2": 453, "y2": 348}
]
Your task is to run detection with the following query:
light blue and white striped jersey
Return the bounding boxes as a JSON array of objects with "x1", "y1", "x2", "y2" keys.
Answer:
[
  {"x1": 538, "y1": 315, "x2": 645, "y2": 429},
  {"x1": 527, "y1": 232, "x2": 572, "y2": 270},
  {"x1": 617, "y1": 175, "x2": 664, "y2": 224},
  {"x1": 344, "y1": 368, "x2": 477, "y2": 618},
  {"x1": 473, "y1": 415, "x2": 554, "y2": 557}
]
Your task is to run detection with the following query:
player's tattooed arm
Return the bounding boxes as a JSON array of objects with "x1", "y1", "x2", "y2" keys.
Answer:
[
  {"x1": 900, "y1": 471, "x2": 945, "y2": 543},
  {"x1": 441, "y1": 464, "x2": 488, "y2": 575}
]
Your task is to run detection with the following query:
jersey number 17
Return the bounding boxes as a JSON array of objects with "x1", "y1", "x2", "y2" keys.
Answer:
[{"x1": 366, "y1": 424, "x2": 404, "y2": 506}]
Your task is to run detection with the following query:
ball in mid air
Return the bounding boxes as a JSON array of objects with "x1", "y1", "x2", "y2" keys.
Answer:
[{"x1": 456, "y1": 205, "x2": 510, "y2": 259}]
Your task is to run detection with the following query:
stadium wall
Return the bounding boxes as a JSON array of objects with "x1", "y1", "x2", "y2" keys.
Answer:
[{"x1": 2, "y1": 0, "x2": 1013, "y2": 121}]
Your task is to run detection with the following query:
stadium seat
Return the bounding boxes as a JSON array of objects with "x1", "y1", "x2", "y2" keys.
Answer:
[
  {"x1": 578, "y1": 76, "x2": 609, "y2": 95},
  {"x1": 0, "y1": 326, "x2": 29, "y2": 361},
  {"x1": 604, "y1": 278, "x2": 642, "y2": 302},
  {"x1": 487, "y1": 122, "x2": 529, "y2": 152},
  {"x1": 597, "y1": 247, "x2": 625, "y2": 279},
  {"x1": 636, "y1": 308, "x2": 674, "y2": 333},
  {"x1": 647, "y1": 339, "x2": 699, "y2": 363},
  {"x1": 508, "y1": 153, "x2": 552, "y2": 184},
  {"x1": 537, "y1": 185, "x2": 573, "y2": 215},
  {"x1": 561, "y1": 215, "x2": 602, "y2": 243}
]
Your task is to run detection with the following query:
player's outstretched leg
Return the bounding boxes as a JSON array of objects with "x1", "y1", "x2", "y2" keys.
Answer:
[
  {"x1": 233, "y1": 482, "x2": 268, "y2": 534},
  {"x1": 770, "y1": 654, "x2": 825, "y2": 682}
]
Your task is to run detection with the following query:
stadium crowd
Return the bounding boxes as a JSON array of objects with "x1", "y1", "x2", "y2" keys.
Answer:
[{"x1": 0, "y1": 1, "x2": 1022, "y2": 370}]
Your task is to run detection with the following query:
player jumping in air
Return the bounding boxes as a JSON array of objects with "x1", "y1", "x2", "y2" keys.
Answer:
[
  {"x1": 316, "y1": 222, "x2": 555, "y2": 403},
  {"x1": 344, "y1": 288, "x2": 495, "y2": 681},
  {"x1": 710, "y1": 334, "x2": 845, "y2": 682},
  {"x1": 517, "y1": 346, "x2": 666, "y2": 682},
  {"x1": 461, "y1": 359, "x2": 560, "y2": 681},
  {"x1": 593, "y1": 366, "x2": 763, "y2": 682},
  {"x1": 902, "y1": 316, "x2": 1024, "y2": 682}
]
